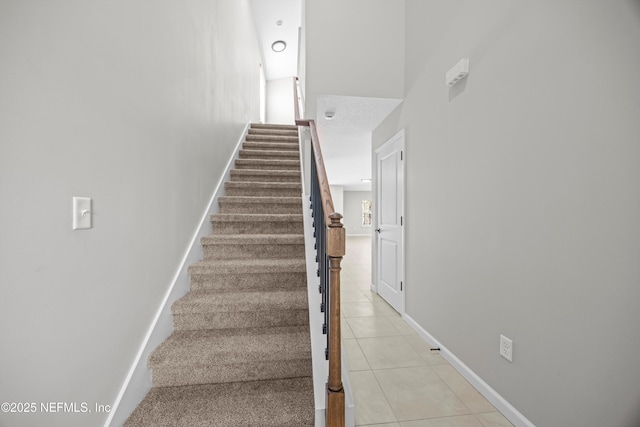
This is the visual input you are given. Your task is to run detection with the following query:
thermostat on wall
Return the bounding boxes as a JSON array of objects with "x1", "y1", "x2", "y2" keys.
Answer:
[{"x1": 446, "y1": 58, "x2": 469, "y2": 87}]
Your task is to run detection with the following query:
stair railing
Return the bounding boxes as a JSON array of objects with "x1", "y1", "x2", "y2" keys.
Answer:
[{"x1": 294, "y1": 77, "x2": 346, "y2": 427}]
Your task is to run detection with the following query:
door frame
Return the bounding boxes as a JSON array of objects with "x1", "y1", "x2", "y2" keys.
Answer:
[{"x1": 373, "y1": 129, "x2": 405, "y2": 315}]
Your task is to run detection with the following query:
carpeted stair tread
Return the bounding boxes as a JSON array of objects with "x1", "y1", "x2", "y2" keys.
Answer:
[
  {"x1": 218, "y1": 196, "x2": 302, "y2": 214},
  {"x1": 189, "y1": 272, "x2": 306, "y2": 291},
  {"x1": 224, "y1": 181, "x2": 301, "y2": 189},
  {"x1": 249, "y1": 126, "x2": 297, "y2": 132},
  {"x1": 239, "y1": 149, "x2": 299, "y2": 159},
  {"x1": 124, "y1": 377, "x2": 314, "y2": 427},
  {"x1": 201, "y1": 233, "x2": 304, "y2": 245},
  {"x1": 209, "y1": 213, "x2": 304, "y2": 235},
  {"x1": 188, "y1": 258, "x2": 306, "y2": 291},
  {"x1": 245, "y1": 134, "x2": 299, "y2": 143},
  {"x1": 250, "y1": 123, "x2": 297, "y2": 130},
  {"x1": 210, "y1": 213, "x2": 303, "y2": 223},
  {"x1": 149, "y1": 326, "x2": 311, "y2": 367},
  {"x1": 148, "y1": 326, "x2": 312, "y2": 386},
  {"x1": 242, "y1": 141, "x2": 300, "y2": 151},
  {"x1": 171, "y1": 288, "x2": 309, "y2": 330},
  {"x1": 172, "y1": 288, "x2": 308, "y2": 314},
  {"x1": 201, "y1": 233, "x2": 304, "y2": 260},
  {"x1": 189, "y1": 258, "x2": 306, "y2": 275},
  {"x1": 229, "y1": 169, "x2": 301, "y2": 182},
  {"x1": 248, "y1": 126, "x2": 298, "y2": 136},
  {"x1": 248, "y1": 130, "x2": 298, "y2": 138},
  {"x1": 235, "y1": 158, "x2": 300, "y2": 170},
  {"x1": 224, "y1": 181, "x2": 302, "y2": 197},
  {"x1": 219, "y1": 195, "x2": 302, "y2": 204}
]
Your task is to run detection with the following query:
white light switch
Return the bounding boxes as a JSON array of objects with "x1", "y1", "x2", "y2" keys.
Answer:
[{"x1": 72, "y1": 197, "x2": 92, "y2": 230}]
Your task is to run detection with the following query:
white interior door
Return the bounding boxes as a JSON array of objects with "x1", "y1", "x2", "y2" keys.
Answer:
[{"x1": 375, "y1": 131, "x2": 404, "y2": 313}]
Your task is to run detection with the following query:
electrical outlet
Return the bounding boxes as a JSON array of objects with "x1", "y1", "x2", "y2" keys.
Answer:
[{"x1": 500, "y1": 334, "x2": 513, "y2": 362}]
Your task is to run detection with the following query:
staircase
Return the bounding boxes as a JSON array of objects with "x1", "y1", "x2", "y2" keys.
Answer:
[{"x1": 124, "y1": 124, "x2": 314, "y2": 427}]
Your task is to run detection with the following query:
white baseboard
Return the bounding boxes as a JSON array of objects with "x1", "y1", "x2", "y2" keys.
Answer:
[
  {"x1": 104, "y1": 124, "x2": 250, "y2": 427},
  {"x1": 403, "y1": 314, "x2": 535, "y2": 427}
]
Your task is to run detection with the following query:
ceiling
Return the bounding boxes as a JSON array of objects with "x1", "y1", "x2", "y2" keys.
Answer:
[
  {"x1": 250, "y1": 0, "x2": 401, "y2": 192},
  {"x1": 250, "y1": 0, "x2": 301, "y2": 81},
  {"x1": 315, "y1": 95, "x2": 402, "y2": 191}
]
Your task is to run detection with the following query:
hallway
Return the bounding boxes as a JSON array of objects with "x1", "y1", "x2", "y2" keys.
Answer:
[{"x1": 341, "y1": 236, "x2": 513, "y2": 427}]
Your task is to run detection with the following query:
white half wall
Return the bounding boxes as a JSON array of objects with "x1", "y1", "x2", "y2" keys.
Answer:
[{"x1": 0, "y1": 1, "x2": 261, "y2": 426}]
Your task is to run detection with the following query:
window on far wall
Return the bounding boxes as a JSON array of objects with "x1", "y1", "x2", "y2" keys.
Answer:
[{"x1": 362, "y1": 200, "x2": 372, "y2": 227}]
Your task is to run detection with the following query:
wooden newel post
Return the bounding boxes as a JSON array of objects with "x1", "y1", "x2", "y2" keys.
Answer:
[{"x1": 326, "y1": 212, "x2": 345, "y2": 427}]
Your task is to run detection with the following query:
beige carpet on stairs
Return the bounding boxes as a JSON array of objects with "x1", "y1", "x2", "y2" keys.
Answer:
[{"x1": 124, "y1": 124, "x2": 314, "y2": 427}]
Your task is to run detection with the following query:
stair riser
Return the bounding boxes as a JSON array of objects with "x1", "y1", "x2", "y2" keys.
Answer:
[
  {"x1": 173, "y1": 309, "x2": 309, "y2": 331},
  {"x1": 189, "y1": 272, "x2": 307, "y2": 291},
  {"x1": 247, "y1": 133, "x2": 299, "y2": 140},
  {"x1": 229, "y1": 172, "x2": 300, "y2": 183},
  {"x1": 224, "y1": 187, "x2": 301, "y2": 197},
  {"x1": 246, "y1": 135, "x2": 298, "y2": 143},
  {"x1": 248, "y1": 129, "x2": 298, "y2": 137},
  {"x1": 202, "y1": 244, "x2": 305, "y2": 260},
  {"x1": 251, "y1": 123, "x2": 297, "y2": 130},
  {"x1": 235, "y1": 160, "x2": 300, "y2": 171},
  {"x1": 242, "y1": 142, "x2": 299, "y2": 151},
  {"x1": 150, "y1": 359, "x2": 312, "y2": 388},
  {"x1": 249, "y1": 125, "x2": 297, "y2": 130},
  {"x1": 239, "y1": 150, "x2": 299, "y2": 159},
  {"x1": 210, "y1": 221, "x2": 303, "y2": 235},
  {"x1": 219, "y1": 202, "x2": 302, "y2": 214}
]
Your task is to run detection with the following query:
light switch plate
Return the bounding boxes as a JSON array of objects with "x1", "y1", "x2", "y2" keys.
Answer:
[{"x1": 72, "y1": 197, "x2": 92, "y2": 230}]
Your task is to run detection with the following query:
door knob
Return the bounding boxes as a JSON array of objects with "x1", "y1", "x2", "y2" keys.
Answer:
[{"x1": 375, "y1": 228, "x2": 381, "y2": 233}]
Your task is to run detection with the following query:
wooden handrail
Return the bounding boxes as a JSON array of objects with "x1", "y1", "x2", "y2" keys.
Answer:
[
  {"x1": 308, "y1": 121, "x2": 336, "y2": 226},
  {"x1": 293, "y1": 77, "x2": 345, "y2": 427}
]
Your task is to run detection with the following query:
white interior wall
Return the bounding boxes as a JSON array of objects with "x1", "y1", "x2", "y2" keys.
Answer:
[
  {"x1": 303, "y1": 0, "x2": 404, "y2": 118},
  {"x1": 0, "y1": 2, "x2": 261, "y2": 426},
  {"x1": 298, "y1": 1, "x2": 307, "y2": 114},
  {"x1": 373, "y1": 1, "x2": 640, "y2": 426},
  {"x1": 343, "y1": 191, "x2": 373, "y2": 236},
  {"x1": 260, "y1": 64, "x2": 267, "y2": 123},
  {"x1": 266, "y1": 77, "x2": 295, "y2": 124}
]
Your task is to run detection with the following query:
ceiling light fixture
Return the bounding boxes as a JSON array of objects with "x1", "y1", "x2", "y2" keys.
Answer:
[
  {"x1": 361, "y1": 179, "x2": 372, "y2": 183},
  {"x1": 324, "y1": 111, "x2": 335, "y2": 120},
  {"x1": 276, "y1": 20, "x2": 283, "y2": 26},
  {"x1": 271, "y1": 40, "x2": 286, "y2": 53}
]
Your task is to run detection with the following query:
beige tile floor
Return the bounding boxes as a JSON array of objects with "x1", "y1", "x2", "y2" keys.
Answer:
[{"x1": 340, "y1": 236, "x2": 514, "y2": 427}]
